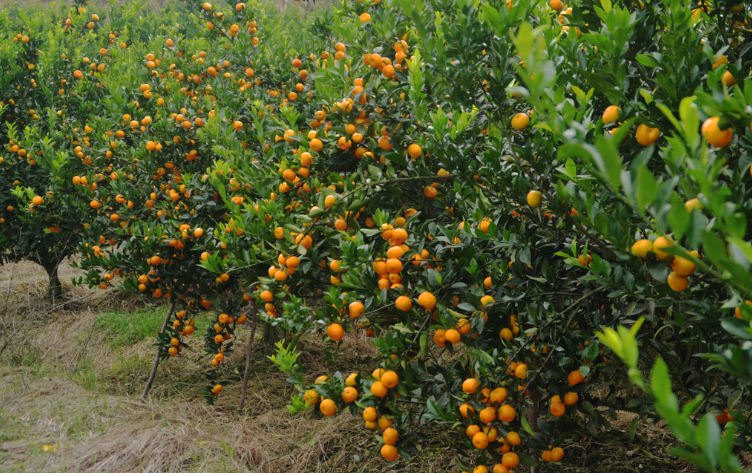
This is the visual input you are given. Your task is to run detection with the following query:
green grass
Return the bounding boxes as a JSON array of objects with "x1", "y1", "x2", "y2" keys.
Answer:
[{"x1": 93, "y1": 305, "x2": 169, "y2": 349}]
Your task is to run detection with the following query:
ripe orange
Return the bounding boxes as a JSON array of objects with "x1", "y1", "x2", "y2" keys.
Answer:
[
  {"x1": 260, "y1": 290, "x2": 273, "y2": 302},
  {"x1": 377, "y1": 415, "x2": 393, "y2": 430},
  {"x1": 564, "y1": 392, "x2": 578, "y2": 405},
  {"x1": 551, "y1": 447, "x2": 564, "y2": 461},
  {"x1": 466, "y1": 425, "x2": 481, "y2": 437},
  {"x1": 383, "y1": 427, "x2": 399, "y2": 445},
  {"x1": 501, "y1": 452, "x2": 519, "y2": 468},
  {"x1": 459, "y1": 403, "x2": 475, "y2": 418},
  {"x1": 380, "y1": 444, "x2": 398, "y2": 461},
  {"x1": 418, "y1": 291, "x2": 437, "y2": 310},
  {"x1": 434, "y1": 329, "x2": 447, "y2": 347},
  {"x1": 652, "y1": 236, "x2": 673, "y2": 260},
  {"x1": 498, "y1": 404, "x2": 516, "y2": 422},
  {"x1": 499, "y1": 328, "x2": 513, "y2": 340},
  {"x1": 462, "y1": 378, "x2": 480, "y2": 394},
  {"x1": 671, "y1": 255, "x2": 696, "y2": 276},
  {"x1": 479, "y1": 406, "x2": 496, "y2": 423},
  {"x1": 349, "y1": 301, "x2": 365, "y2": 318},
  {"x1": 342, "y1": 387, "x2": 358, "y2": 402},
  {"x1": 635, "y1": 124, "x2": 660, "y2": 146},
  {"x1": 371, "y1": 381, "x2": 388, "y2": 397},
  {"x1": 567, "y1": 370, "x2": 585, "y2": 386},
  {"x1": 489, "y1": 387, "x2": 508, "y2": 404},
  {"x1": 363, "y1": 407, "x2": 377, "y2": 422},
  {"x1": 603, "y1": 105, "x2": 620, "y2": 124},
  {"x1": 511, "y1": 113, "x2": 530, "y2": 131},
  {"x1": 407, "y1": 143, "x2": 422, "y2": 158},
  {"x1": 667, "y1": 271, "x2": 688, "y2": 292},
  {"x1": 327, "y1": 323, "x2": 344, "y2": 341},
  {"x1": 506, "y1": 431, "x2": 521, "y2": 446},
  {"x1": 701, "y1": 117, "x2": 733, "y2": 148},
  {"x1": 395, "y1": 296, "x2": 412, "y2": 311},
  {"x1": 527, "y1": 190, "x2": 542, "y2": 207},
  {"x1": 386, "y1": 258, "x2": 403, "y2": 273},
  {"x1": 472, "y1": 432, "x2": 489, "y2": 449},
  {"x1": 423, "y1": 186, "x2": 438, "y2": 198},
  {"x1": 550, "y1": 0, "x2": 563, "y2": 11},
  {"x1": 320, "y1": 399, "x2": 336, "y2": 416},
  {"x1": 631, "y1": 239, "x2": 653, "y2": 259},
  {"x1": 550, "y1": 402, "x2": 565, "y2": 417},
  {"x1": 381, "y1": 371, "x2": 399, "y2": 389},
  {"x1": 445, "y1": 329, "x2": 461, "y2": 344}
]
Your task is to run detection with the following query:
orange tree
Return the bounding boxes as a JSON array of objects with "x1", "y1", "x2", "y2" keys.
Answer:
[
  {"x1": 0, "y1": 1, "x2": 130, "y2": 300},
  {"x1": 197, "y1": 0, "x2": 752, "y2": 471},
  {"x1": 4, "y1": 0, "x2": 752, "y2": 470}
]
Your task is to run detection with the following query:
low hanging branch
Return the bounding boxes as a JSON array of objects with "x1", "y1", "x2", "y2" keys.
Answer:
[
  {"x1": 142, "y1": 299, "x2": 176, "y2": 400},
  {"x1": 239, "y1": 304, "x2": 259, "y2": 410}
]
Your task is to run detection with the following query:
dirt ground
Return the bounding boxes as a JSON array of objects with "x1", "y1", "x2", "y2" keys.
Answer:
[{"x1": 0, "y1": 260, "x2": 707, "y2": 472}]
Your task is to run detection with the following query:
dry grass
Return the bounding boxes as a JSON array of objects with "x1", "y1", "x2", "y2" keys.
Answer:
[{"x1": 0, "y1": 260, "x2": 730, "y2": 473}]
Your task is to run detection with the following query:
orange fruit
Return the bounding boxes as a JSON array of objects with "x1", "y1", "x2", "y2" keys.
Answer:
[
  {"x1": 381, "y1": 371, "x2": 399, "y2": 389},
  {"x1": 395, "y1": 296, "x2": 412, "y2": 311},
  {"x1": 342, "y1": 387, "x2": 358, "y2": 402},
  {"x1": 631, "y1": 239, "x2": 653, "y2": 259},
  {"x1": 479, "y1": 406, "x2": 496, "y2": 423},
  {"x1": 550, "y1": 402, "x2": 565, "y2": 417},
  {"x1": 635, "y1": 124, "x2": 660, "y2": 146},
  {"x1": 667, "y1": 271, "x2": 688, "y2": 292},
  {"x1": 349, "y1": 301, "x2": 365, "y2": 318},
  {"x1": 671, "y1": 255, "x2": 696, "y2": 276},
  {"x1": 363, "y1": 407, "x2": 378, "y2": 421},
  {"x1": 459, "y1": 403, "x2": 475, "y2": 418},
  {"x1": 320, "y1": 399, "x2": 336, "y2": 416},
  {"x1": 383, "y1": 427, "x2": 399, "y2": 445},
  {"x1": 498, "y1": 404, "x2": 516, "y2": 422},
  {"x1": 445, "y1": 329, "x2": 461, "y2": 344},
  {"x1": 550, "y1": 0, "x2": 563, "y2": 10},
  {"x1": 603, "y1": 105, "x2": 620, "y2": 124},
  {"x1": 511, "y1": 113, "x2": 530, "y2": 130},
  {"x1": 551, "y1": 447, "x2": 564, "y2": 461},
  {"x1": 527, "y1": 190, "x2": 542, "y2": 207},
  {"x1": 564, "y1": 392, "x2": 578, "y2": 405},
  {"x1": 489, "y1": 387, "x2": 508, "y2": 404},
  {"x1": 472, "y1": 432, "x2": 489, "y2": 449},
  {"x1": 466, "y1": 425, "x2": 481, "y2": 437},
  {"x1": 567, "y1": 370, "x2": 584, "y2": 386},
  {"x1": 701, "y1": 117, "x2": 733, "y2": 148},
  {"x1": 327, "y1": 323, "x2": 344, "y2": 341},
  {"x1": 377, "y1": 415, "x2": 393, "y2": 430},
  {"x1": 499, "y1": 328, "x2": 513, "y2": 340},
  {"x1": 380, "y1": 444, "x2": 398, "y2": 461},
  {"x1": 514, "y1": 363, "x2": 528, "y2": 379},
  {"x1": 434, "y1": 329, "x2": 447, "y2": 347},
  {"x1": 418, "y1": 291, "x2": 437, "y2": 310},
  {"x1": 501, "y1": 452, "x2": 519, "y2": 468},
  {"x1": 463, "y1": 378, "x2": 480, "y2": 394},
  {"x1": 652, "y1": 236, "x2": 673, "y2": 260},
  {"x1": 371, "y1": 381, "x2": 388, "y2": 397},
  {"x1": 506, "y1": 431, "x2": 521, "y2": 446}
]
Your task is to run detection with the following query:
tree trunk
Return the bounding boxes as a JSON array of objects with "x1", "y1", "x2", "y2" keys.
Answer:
[
  {"x1": 262, "y1": 321, "x2": 279, "y2": 354},
  {"x1": 238, "y1": 311, "x2": 259, "y2": 409},
  {"x1": 42, "y1": 262, "x2": 63, "y2": 303},
  {"x1": 528, "y1": 391, "x2": 541, "y2": 473},
  {"x1": 142, "y1": 300, "x2": 176, "y2": 400}
]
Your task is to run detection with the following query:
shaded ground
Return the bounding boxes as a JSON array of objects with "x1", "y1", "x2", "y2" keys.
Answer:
[{"x1": 0, "y1": 260, "x2": 715, "y2": 472}]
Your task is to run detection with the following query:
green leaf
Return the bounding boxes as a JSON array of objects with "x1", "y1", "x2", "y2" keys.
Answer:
[
  {"x1": 520, "y1": 412, "x2": 534, "y2": 435},
  {"x1": 695, "y1": 414, "x2": 720, "y2": 469},
  {"x1": 635, "y1": 166, "x2": 658, "y2": 210}
]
